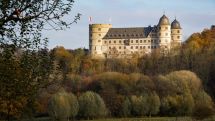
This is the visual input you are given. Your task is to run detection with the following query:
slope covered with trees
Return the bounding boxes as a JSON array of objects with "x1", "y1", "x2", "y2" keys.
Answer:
[{"x1": 0, "y1": 0, "x2": 215, "y2": 119}]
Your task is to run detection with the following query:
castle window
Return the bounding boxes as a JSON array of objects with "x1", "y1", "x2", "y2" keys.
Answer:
[
  {"x1": 140, "y1": 40, "x2": 142, "y2": 43},
  {"x1": 98, "y1": 40, "x2": 101, "y2": 42},
  {"x1": 144, "y1": 40, "x2": 146, "y2": 43},
  {"x1": 165, "y1": 33, "x2": 168, "y2": 36},
  {"x1": 159, "y1": 33, "x2": 161, "y2": 36},
  {"x1": 109, "y1": 41, "x2": 111, "y2": 44},
  {"x1": 114, "y1": 41, "x2": 116, "y2": 43},
  {"x1": 177, "y1": 30, "x2": 180, "y2": 33},
  {"x1": 136, "y1": 46, "x2": 138, "y2": 49},
  {"x1": 99, "y1": 34, "x2": 101, "y2": 36},
  {"x1": 124, "y1": 46, "x2": 126, "y2": 49},
  {"x1": 131, "y1": 40, "x2": 133, "y2": 43},
  {"x1": 104, "y1": 41, "x2": 107, "y2": 44},
  {"x1": 109, "y1": 47, "x2": 111, "y2": 49},
  {"x1": 148, "y1": 46, "x2": 150, "y2": 49},
  {"x1": 148, "y1": 40, "x2": 151, "y2": 43},
  {"x1": 95, "y1": 47, "x2": 96, "y2": 50},
  {"x1": 119, "y1": 46, "x2": 121, "y2": 49},
  {"x1": 136, "y1": 40, "x2": 138, "y2": 43},
  {"x1": 98, "y1": 28, "x2": 101, "y2": 31},
  {"x1": 165, "y1": 27, "x2": 168, "y2": 30},
  {"x1": 177, "y1": 36, "x2": 180, "y2": 39},
  {"x1": 131, "y1": 46, "x2": 133, "y2": 49},
  {"x1": 159, "y1": 27, "x2": 161, "y2": 30},
  {"x1": 119, "y1": 40, "x2": 121, "y2": 43},
  {"x1": 143, "y1": 46, "x2": 145, "y2": 49},
  {"x1": 140, "y1": 46, "x2": 142, "y2": 49}
]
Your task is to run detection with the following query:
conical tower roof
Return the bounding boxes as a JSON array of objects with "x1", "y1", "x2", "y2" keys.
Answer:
[
  {"x1": 158, "y1": 15, "x2": 170, "y2": 25},
  {"x1": 171, "y1": 19, "x2": 181, "y2": 29}
]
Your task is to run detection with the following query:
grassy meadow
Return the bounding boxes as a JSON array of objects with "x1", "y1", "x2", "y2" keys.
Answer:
[{"x1": 14, "y1": 116, "x2": 215, "y2": 121}]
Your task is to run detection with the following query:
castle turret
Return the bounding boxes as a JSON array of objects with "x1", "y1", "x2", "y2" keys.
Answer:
[
  {"x1": 157, "y1": 15, "x2": 171, "y2": 52},
  {"x1": 89, "y1": 24, "x2": 112, "y2": 59},
  {"x1": 171, "y1": 19, "x2": 182, "y2": 47}
]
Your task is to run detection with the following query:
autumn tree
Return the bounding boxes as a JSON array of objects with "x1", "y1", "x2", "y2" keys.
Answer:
[
  {"x1": 192, "y1": 91, "x2": 215, "y2": 120},
  {"x1": 130, "y1": 95, "x2": 148, "y2": 116},
  {"x1": 0, "y1": 0, "x2": 80, "y2": 120},
  {"x1": 147, "y1": 92, "x2": 161, "y2": 116},
  {"x1": 120, "y1": 97, "x2": 132, "y2": 117},
  {"x1": 48, "y1": 90, "x2": 79, "y2": 121},
  {"x1": 78, "y1": 91, "x2": 107, "y2": 119}
]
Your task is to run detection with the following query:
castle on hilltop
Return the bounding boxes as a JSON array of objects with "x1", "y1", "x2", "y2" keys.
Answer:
[{"x1": 89, "y1": 15, "x2": 182, "y2": 59}]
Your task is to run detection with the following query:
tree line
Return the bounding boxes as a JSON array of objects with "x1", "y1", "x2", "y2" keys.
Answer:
[
  {"x1": 1, "y1": 27, "x2": 215, "y2": 121},
  {"x1": 42, "y1": 71, "x2": 214, "y2": 121}
]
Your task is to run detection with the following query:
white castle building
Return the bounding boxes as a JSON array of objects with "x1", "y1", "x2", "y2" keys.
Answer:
[{"x1": 89, "y1": 15, "x2": 182, "y2": 59}]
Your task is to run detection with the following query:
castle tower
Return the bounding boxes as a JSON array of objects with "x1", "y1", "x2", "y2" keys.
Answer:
[
  {"x1": 89, "y1": 24, "x2": 112, "y2": 59},
  {"x1": 157, "y1": 15, "x2": 171, "y2": 52},
  {"x1": 171, "y1": 19, "x2": 182, "y2": 47}
]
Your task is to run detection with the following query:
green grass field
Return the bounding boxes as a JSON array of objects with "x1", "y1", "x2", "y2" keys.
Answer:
[
  {"x1": 80, "y1": 117, "x2": 191, "y2": 121},
  {"x1": 79, "y1": 117, "x2": 214, "y2": 121},
  {"x1": 27, "y1": 117, "x2": 214, "y2": 121},
  {"x1": 2, "y1": 116, "x2": 215, "y2": 121}
]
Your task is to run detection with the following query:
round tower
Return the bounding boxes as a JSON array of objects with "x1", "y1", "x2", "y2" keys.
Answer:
[
  {"x1": 157, "y1": 15, "x2": 171, "y2": 51},
  {"x1": 89, "y1": 24, "x2": 112, "y2": 59},
  {"x1": 171, "y1": 19, "x2": 182, "y2": 47}
]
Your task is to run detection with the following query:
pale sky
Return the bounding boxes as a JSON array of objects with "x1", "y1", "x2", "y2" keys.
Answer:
[{"x1": 43, "y1": 0, "x2": 215, "y2": 49}]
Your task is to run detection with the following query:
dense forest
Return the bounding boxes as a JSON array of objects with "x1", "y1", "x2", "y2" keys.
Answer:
[{"x1": 1, "y1": 27, "x2": 215, "y2": 121}]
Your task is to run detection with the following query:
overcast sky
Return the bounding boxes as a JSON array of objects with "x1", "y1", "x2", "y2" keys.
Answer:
[{"x1": 43, "y1": 0, "x2": 215, "y2": 49}]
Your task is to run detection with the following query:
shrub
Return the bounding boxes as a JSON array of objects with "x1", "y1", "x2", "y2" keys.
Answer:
[
  {"x1": 165, "y1": 70, "x2": 202, "y2": 96},
  {"x1": 130, "y1": 95, "x2": 148, "y2": 116},
  {"x1": 48, "y1": 90, "x2": 79, "y2": 121},
  {"x1": 120, "y1": 97, "x2": 132, "y2": 117},
  {"x1": 78, "y1": 91, "x2": 107, "y2": 119},
  {"x1": 192, "y1": 91, "x2": 215, "y2": 120},
  {"x1": 147, "y1": 92, "x2": 161, "y2": 116}
]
